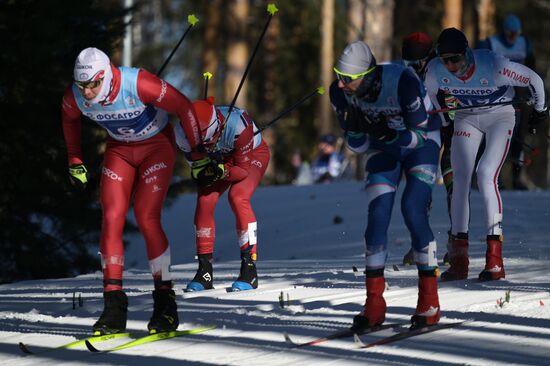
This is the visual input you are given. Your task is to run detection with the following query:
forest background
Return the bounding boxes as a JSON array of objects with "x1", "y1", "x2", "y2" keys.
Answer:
[{"x1": 1, "y1": 0, "x2": 549, "y2": 283}]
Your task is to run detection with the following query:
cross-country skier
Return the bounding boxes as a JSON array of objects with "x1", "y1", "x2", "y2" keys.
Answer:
[
  {"x1": 62, "y1": 47, "x2": 209, "y2": 335},
  {"x1": 425, "y1": 28, "x2": 547, "y2": 282},
  {"x1": 330, "y1": 41, "x2": 441, "y2": 329},
  {"x1": 175, "y1": 97, "x2": 270, "y2": 292},
  {"x1": 396, "y1": 32, "x2": 456, "y2": 267}
]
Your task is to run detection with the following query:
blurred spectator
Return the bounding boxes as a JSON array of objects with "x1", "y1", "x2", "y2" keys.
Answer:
[
  {"x1": 310, "y1": 134, "x2": 347, "y2": 183},
  {"x1": 477, "y1": 14, "x2": 536, "y2": 190},
  {"x1": 291, "y1": 150, "x2": 313, "y2": 185}
]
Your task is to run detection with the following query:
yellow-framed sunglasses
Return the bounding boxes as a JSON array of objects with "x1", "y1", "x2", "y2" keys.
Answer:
[{"x1": 334, "y1": 66, "x2": 376, "y2": 84}]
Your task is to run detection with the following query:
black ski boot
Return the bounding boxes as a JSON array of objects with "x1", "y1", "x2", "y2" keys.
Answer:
[
  {"x1": 148, "y1": 288, "x2": 179, "y2": 334},
  {"x1": 185, "y1": 254, "x2": 213, "y2": 292},
  {"x1": 402, "y1": 248, "x2": 414, "y2": 265},
  {"x1": 92, "y1": 290, "x2": 128, "y2": 335},
  {"x1": 231, "y1": 253, "x2": 258, "y2": 291}
]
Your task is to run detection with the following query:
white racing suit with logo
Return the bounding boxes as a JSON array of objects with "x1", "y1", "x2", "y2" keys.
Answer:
[{"x1": 425, "y1": 49, "x2": 545, "y2": 238}]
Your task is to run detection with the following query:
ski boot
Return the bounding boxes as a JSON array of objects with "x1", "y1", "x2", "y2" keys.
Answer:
[
  {"x1": 478, "y1": 235, "x2": 506, "y2": 281},
  {"x1": 402, "y1": 248, "x2": 414, "y2": 265},
  {"x1": 352, "y1": 269, "x2": 386, "y2": 331},
  {"x1": 148, "y1": 288, "x2": 179, "y2": 334},
  {"x1": 440, "y1": 232, "x2": 469, "y2": 281},
  {"x1": 92, "y1": 290, "x2": 128, "y2": 335},
  {"x1": 186, "y1": 254, "x2": 214, "y2": 292},
  {"x1": 231, "y1": 252, "x2": 258, "y2": 291},
  {"x1": 411, "y1": 269, "x2": 440, "y2": 329}
]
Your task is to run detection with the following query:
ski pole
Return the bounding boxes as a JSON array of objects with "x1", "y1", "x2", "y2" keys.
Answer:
[
  {"x1": 156, "y1": 14, "x2": 199, "y2": 77},
  {"x1": 202, "y1": 71, "x2": 213, "y2": 99},
  {"x1": 427, "y1": 98, "x2": 532, "y2": 115},
  {"x1": 255, "y1": 87, "x2": 325, "y2": 135},
  {"x1": 208, "y1": 3, "x2": 278, "y2": 150}
]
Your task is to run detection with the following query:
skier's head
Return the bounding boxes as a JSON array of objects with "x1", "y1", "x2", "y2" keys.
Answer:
[
  {"x1": 502, "y1": 14, "x2": 521, "y2": 45},
  {"x1": 402, "y1": 31, "x2": 433, "y2": 74},
  {"x1": 73, "y1": 47, "x2": 113, "y2": 103},
  {"x1": 193, "y1": 96, "x2": 224, "y2": 146},
  {"x1": 334, "y1": 41, "x2": 383, "y2": 101},
  {"x1": 334, "y1": 41, "x2": 378, "y2": 95},
  {"x1": 436, "y1": 28, "x2": 473, "y2": 77}
]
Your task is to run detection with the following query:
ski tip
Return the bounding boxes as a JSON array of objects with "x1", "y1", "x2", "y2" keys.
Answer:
[
  {"x1": 283, "y1": 332, "x2": 295, "y2": 345},
  {"x1": 18, "y1": 342, "x2": 33, "y2": 355},
  {"x1": 85, "y1": 339, "x2": 101, "y2": 353},
  {"x1": 352, "y1": 333, "x2": 366, "y2": 347}
]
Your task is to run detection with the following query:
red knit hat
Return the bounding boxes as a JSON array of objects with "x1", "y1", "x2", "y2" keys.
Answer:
[
  {"x1": 402, "y1": 32, "x2": 433, "y2": 61},
  {"x1": 193, "y1": 96, "x2": 222, "y2": 145}
]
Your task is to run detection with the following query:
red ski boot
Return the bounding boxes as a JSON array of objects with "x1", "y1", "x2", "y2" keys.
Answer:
[
  {"x1": 440, "y1": 232, "x2": 469, "y2": 281},
  {"x1": 352, "y1": 270, "x2": 386, "y2": 331},
  {"x1": 411, "y1": 269, "x2": 440, "y2": 328},
  {"x1": 478, "y1": 235, "x2": 505, "y2": 281}
]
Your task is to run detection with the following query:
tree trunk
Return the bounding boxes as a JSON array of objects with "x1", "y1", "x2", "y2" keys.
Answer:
[
  {"x1": 202, "y1": 0, "x2": 221, "y2": 99},
  {"x1": 477, "y1": 0, "x2": 496, "y2": 41},
  {"x1": 364, "y1": 0, "x2": 395, "y2": 62},
  {"x1": 442, "y1": 0, "x2": 463, "y2": 29},
  {"x1": 462, "y1": 0, "x2": 478, "y2": 45},
  {"x1": 347, "y1": 0, "x2": 364, "y2": 42},
  {"x1": 319, "y1": 0, "x2": 335, "y2": 135},
  {"x1": 225, "y1": 0, "x2": 249, "y2": 106}
]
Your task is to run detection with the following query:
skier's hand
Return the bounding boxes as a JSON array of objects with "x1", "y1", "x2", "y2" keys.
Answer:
[
  {"x1": 68, "y1": 164, "x2": 88, "y2": 191},
  {"x1": 363, "y1": 115, "x2": 397, "y2": 142},
  {"x1": 444, "y1": 94, "x2": 459, "y2": 121},
  {"x1": 342, "y1": 105, "x2": 366, "y2": 133},
  {"x1": 528, "y1": 108, "x2": 548, "y2": 135},
  {"x1": 191, "y1": 157, "x2": 225, "y2": 186}
]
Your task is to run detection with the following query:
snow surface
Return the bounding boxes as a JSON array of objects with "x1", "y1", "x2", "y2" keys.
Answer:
[{"x1": 1, "y1": 181, "x2": 550, "y2": 365}]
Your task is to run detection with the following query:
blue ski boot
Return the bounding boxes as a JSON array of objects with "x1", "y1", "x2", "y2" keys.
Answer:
[{"x1": 231, "y1": 253, "x2": 258, "y2": 291}]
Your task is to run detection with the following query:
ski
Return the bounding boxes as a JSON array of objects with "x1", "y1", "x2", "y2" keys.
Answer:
[
  {"x1": 85, "y1": 325, "x2": 216, "y2": 352},
  {"x1": 354, "y1": 321, "x2": 464, "y2": 348},
  {"x1": 19, "y1": 331, "x2": 131, "y2": 355},
  {"x1": 284, "y1": 323, "x2": 401, "y2": 348}
]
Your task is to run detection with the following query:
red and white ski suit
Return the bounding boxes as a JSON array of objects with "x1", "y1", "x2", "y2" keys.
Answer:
[
  {"x1": 62, "y1": 65, "x2": 202, "y2": 290},
  {"x1": 175, "y1": 106, "x2": 269, "y2": 258}
]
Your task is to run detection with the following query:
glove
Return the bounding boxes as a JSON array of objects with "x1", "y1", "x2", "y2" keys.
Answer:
[
  {"x1": 363, "y1": 114, "x2": 397, "y2": 142},
  {"x1": 528, "y1": 108, "x2": 548, "y2": 134},
  {"x1": 68, "y1": 164, "x2": 88, "y2": 190},
  {"x1": 191, "y1": 157, "x2": 225, "y2": 186},
  {"x1": 444, "y1": 94, "x2": 459, "y2": 121},
  {"x1": 342, "y1": 105, "x2": 366, "y2": 133}
]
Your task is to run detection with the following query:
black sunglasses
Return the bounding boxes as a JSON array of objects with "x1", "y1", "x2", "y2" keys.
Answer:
[
  {"x1": 440, "y1": 54, "x2": 464, "y2": 65},
  {"x1": 335, "y1": 73, "x2": 354, "y2": 84},
  {"x1": 75, "y1": 78, "x2": 103, "y2": 90}
]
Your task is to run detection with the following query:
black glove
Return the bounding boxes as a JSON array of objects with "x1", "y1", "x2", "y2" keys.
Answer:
[
  {"x1": 68, "y1": 164, "x2": 88, "y2": 191},
  {"x1": 528, "y1": 108, "x2": 548, "y2": 134},
  {"x1": 190, "y1": 157, "x2": 225, "y2": 187},
  {"x1": 363, "y1": 115, "x2": 397, "y2": 142},
  {"x1": 342, "y1": 105, "x2": 366, "y2": 133}
]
